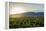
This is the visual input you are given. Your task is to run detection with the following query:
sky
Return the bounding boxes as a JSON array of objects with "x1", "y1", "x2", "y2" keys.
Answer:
[{"x1": 9, "y1": 2, "x2": 44, "y2": 15}]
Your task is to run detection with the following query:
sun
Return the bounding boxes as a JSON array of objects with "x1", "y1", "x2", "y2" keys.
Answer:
[{"x1": 10, "y1": 7, "x2": 26, "y2": 15}]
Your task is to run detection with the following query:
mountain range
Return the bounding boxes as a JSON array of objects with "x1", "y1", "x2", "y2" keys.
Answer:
[{"x1": 10, "y1": 12, "x2": 44, "y2": 16}]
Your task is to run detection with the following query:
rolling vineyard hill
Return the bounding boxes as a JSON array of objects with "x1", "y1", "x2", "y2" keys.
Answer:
[{"x1": 9, "y1": 12, "x2": 44, "y2": 28}]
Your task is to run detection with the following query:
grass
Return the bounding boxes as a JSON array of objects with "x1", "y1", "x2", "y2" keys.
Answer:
[{"x1": 9, "y1": 16, "x2": 44, "y2": 29}]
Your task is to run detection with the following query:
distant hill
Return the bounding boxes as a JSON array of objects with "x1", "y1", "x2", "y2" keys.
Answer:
[
  {"x1": 22, "y1": 12, "x2": 44, "y2": 16},
  {"x1": 10, "y1": 12, "x2": 44, "y2": 17}
]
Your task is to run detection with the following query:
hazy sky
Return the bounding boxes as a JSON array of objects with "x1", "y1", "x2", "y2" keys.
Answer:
[{"x1": 9, "y1": 2, "x2": 44, "y2": 14}]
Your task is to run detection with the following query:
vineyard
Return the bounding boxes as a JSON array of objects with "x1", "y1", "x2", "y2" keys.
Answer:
[{"x1": 9, "y1": 16, "x2": 44, "y2": 28}]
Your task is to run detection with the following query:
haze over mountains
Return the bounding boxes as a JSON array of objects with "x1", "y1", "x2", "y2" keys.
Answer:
[{"x1": 10, "y1": 12, "x2": 44, "y2": 16}]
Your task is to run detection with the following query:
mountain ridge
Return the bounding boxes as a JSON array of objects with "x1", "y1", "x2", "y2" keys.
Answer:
[{"x1": 10, "y1": 12, "x2": 44, "y2": 16}]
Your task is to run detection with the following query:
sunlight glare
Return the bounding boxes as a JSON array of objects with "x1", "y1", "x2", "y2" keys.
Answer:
[{"x1": 10, "y1": 7, "x2": 26, "y2": 15}]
